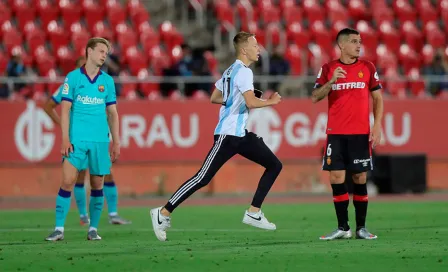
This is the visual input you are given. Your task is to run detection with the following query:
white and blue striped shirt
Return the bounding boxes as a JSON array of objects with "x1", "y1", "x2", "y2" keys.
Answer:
[{"x1": 214, "y1": 60, "x2": 254, "y2": 137}]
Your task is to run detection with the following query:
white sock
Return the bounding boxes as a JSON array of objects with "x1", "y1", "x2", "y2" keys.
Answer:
[
  {"x1": 89, "y1": 227, "x2": 97, "y2": 232},
  {"x1": 109, "y1": 212, "x2": 118, "y2": 216},
  {"x1": 55, "y1": 227, "x2": 64, "y2": 232}
]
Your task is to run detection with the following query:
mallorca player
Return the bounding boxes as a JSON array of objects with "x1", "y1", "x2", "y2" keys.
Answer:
[
  {"x1": 43, "y1": 58, "x2": 131, "y2": 226},
  {"x1": 312, "y1": 28, "x2": 384, "y2": 240},
  {"x1": 45, "y1": 37, "x2": 120, "y2": 241}
]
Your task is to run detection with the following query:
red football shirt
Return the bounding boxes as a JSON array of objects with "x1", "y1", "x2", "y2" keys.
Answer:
[{"x1": 314, "y1": 59, "x2": 382, "y2": 135}]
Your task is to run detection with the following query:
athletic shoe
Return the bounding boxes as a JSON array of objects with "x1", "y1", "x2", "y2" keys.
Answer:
[
  {"x1": 242, "y1": 210, "x2": 276, "y2": 230},
  {"x1": 87, "y1": 230, "x2": 102, "y2": 241},
  {"x1": 356, "y1": 228, "x2": 377, "y2": 240},
  {"x1": 80, "y1": 215, "x2": 90, "y2": 226},
  {"x1": 109, "y1": 215, "x2": 132, "y2": 225},
  {"x1": 150, "y1": 207, "x2": 171, "y2": 241},
  {"x1": 319, "y1": 228, "x2": 352, "y2": 240},
  {"x1": 45, "y1": 230, "x2": 64, "y2": 241}
]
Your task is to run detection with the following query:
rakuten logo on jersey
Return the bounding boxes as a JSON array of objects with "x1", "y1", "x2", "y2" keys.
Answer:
[
  {"x1": 332, "y1": 82, "x2": 366, "y2": 90},
  {"x1": 76, "y1": 95, "x2": 104, "y2": 105}
]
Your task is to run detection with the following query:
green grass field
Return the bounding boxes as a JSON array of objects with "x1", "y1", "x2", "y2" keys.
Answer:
[{"x1": 0, "y1": 202, "x2": 447, "y2": 272}]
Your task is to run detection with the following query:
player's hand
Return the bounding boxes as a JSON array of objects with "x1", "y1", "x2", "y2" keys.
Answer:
[
  {"x1": 370, "y1": 124, "x2": 382, "y2": 149},
  {"x1": 330, "y1": 67, "x2": 347, "y2": 83},
  {"x1": 61, "y1": 139, "x2": 73, "y2": 157},
  {"x1": 110, "y1": 142, "x2": 121, "y2": 163},
  {"x1": 268, "y1": 92, "x2": 282, "y2": 105}
]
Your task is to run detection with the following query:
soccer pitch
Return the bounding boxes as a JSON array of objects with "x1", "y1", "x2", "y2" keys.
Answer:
[{"x1": 0, "y1": 202, "x2": 447, "y2": 271}]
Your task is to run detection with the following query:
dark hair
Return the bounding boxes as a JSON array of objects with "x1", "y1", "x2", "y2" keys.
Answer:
[{"x1": 336, "y1": 28, "x2": 360, "y2": 43}]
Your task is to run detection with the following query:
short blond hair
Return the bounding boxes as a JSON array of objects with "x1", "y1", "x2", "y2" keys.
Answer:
[
  {"x1": 233, "y1": 32, "x2": 255, "y2": 51},
  {"x1": 85, "y1": 37, "x2": 111, "y2": 59}
]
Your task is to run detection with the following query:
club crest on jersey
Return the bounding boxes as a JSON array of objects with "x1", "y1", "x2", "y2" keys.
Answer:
[
  {"x1": 98, "y1": 85, "x2": 105, "y2": 92},
  {"x1": 62, "y1": 83, "x2": 69, "y2": 94},
  {"x1": 326, "y1": 157, "x2": 331, "y2": 165},
  {"x1": 358, "y1": 71, "x2": 364, "y2": 78}
]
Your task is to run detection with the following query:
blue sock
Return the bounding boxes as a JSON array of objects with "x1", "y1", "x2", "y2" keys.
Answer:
[
  {"x1": 55, "y1": 188, "x2": 71, "y2": 228},
  {"x1": 74, "y1": 184, "x2": 87, "y2": 217},
  {"x1": 104, "y1": 181, "x2": 118, "y2": 215},
  {"x1": 89, "y1": 189, "x2": 104, "y2": 229}
]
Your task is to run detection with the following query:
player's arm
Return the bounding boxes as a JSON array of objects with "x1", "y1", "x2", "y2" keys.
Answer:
[
  {"x1": 210, "y1": 88, "x2": 223, "y2": 104},
  {"x1": 106, "y1": 78, "x2": 120, "y2": 162},
  {"x1": 311, "y1": 67, "x2": 346, "y2": 103},
  {"x1": 43, "y1": 98, "x2": 61, "y2": 126},
  {"x1": 60, "y1": 78, "x2": 75, "y2": 156},
  {"x1": 371, "y1": 90, "x2": 383, "y2": 128},
  {"x1": 369, "y1": 64, "x2": 384, "y2": 148},
  {"x1": 242, "y1": 90, "x2": 281, "y2": 109}
]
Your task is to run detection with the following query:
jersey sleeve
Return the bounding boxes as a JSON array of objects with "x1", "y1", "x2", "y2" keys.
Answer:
[
  {"x1": 214, "y1": 76, "x2": 224, "y2": 92},
  {"x1": 367, "y1": 62, "x2": 382, "y2": 92},
  {"x1": 106, "y1": 77, "x2": 117, "y2": 106},
  {"x1": 235, "y1": 68, "x2": 254, "y2": 94},
  {"x1": 51, "y1": 85, "x2": 62, "y2": 104},
  {"x1": 61, "y1": 72, "x2": 77, "y2": 102},
  {"x1": 314, "y1": 64, "x2": 330, "y2": 88}
]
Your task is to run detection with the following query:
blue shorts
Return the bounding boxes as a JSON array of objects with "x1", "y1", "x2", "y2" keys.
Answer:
[{"x1": 64, "y1": 141, "x2": 111, "y2": 176}]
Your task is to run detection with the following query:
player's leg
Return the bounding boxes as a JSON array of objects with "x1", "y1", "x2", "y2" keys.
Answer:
[
  {"x1": 74, "y1": 169, "x2": 89, "y2": 225},
  {"x1": 86, "y1": 142, "x2": 111, "y2": 241},
  {"x1": 104, "y1": 171, "x2": 131, "y2": 225},
  {"x1": 349, "y1": 135, "x2": 377, "y2": 240},
  {"x1": 236, "y1": 132, "x2": 282, "y2": 230},
  {"x1": 319, "y1": 135, "x2": 352, "y2": 240},
  {"x1": 150, "y1": 135, "x2": 236, "y2": 241},
  {"x1": 46, "y1": 143, "x2": 87, "y2": 241}
]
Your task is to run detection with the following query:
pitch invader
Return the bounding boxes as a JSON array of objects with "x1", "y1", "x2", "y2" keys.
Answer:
[
  {"x1": 312, "y1": 28, "x2": 384, "y2": 240},
  {"x1": 44, "y1": 57, "x2": 131, "y2": 226},
  {"x1": 45, "y1": 37, "x2": 121, "y2": 241}
]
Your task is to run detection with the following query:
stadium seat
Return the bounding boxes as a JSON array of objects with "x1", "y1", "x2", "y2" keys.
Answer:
[
  {"x1": 284, "y1": 44, "x2": 302, "y2": 75},
  {"x1": 286, "y1": 22, "x2": 310, "y2": 49},
  {"x1": 261, "y1": 6, "x2": 280, "y2": 25},
  {"x1": 441, "y1": 0, "x2": 448, "y2": 31},
  {"x1": 236, "y1": 0, "x2": 255, "y2": 30},
  {"x1": 11, "y1": 0, "x2": 36, "y2": 32},
  {"x1": 347, "y1": 0, "x2": 369, "y2": 21},
  {"x1": 203, "y1": 50, "x2": 219, "y2": 76},
  {"x1": 393, "y1": 0, "x2": 417, "y2": 23},
  {"x1": 356, "y1": 21, "x2": 378, "y2": 53},
  {"x1": 2, "y1": 28, "x2": 23, "y2": 54},
  {"x1": 418, "y1": 0, "x2": 438, "y2": 24},
  {"x1": 378, "y1": 21, "x2": 401, "y2": 52},
  {"x1": 398, "y1": 44, "x2": 421, "y2": 74},
  {"x1": 331, "y1": 20, "x2": 349, "y2": 39},
  {"x1": 46, "y1": 68, "x2": 62, "y2": 94},
  {"x1": 10, "y1": 46, "x2": 33, "y2": 66},
  {"x1": 71, "y1": 31, "x2": 90, "y2": 53},
  {"x1": 129, "y1": 5, "x2": 149, "y2": 28},
  {"x1": 139, "y1": 23, "x2": 160, "y2": 52},
  {"x1": 246, "y1": 21, "x2": 265, "y2": 46},
  {"x1": 308, "y1": 43, "x2": 330, "y2": 74},
  {"x1": 106, "y1": 0, "x2": 127, "y2": 30},
  {"x1": 191, "y1": 90, "x2": 209, "y2": 100},
  {"x1": 83, "y1": 0, "x2": 105, "y2": 31},
  {"x1": 283, "y1": 5, "x2": 303, "y2": 25},
  {"x1": 401, "y1": 21, "x2": 424, "y2": 52},
  {"x1": 383, "y1": 68, "x2": 407, "y2": 98},
  {"x1": 407, "y1": 68, "x2": 426, "y2": 98},
  {"x1": 69, "y1": 22, "x2": 89, "y2": 35},
  {"x1": 92, "y1": 21, "x2": 114, "y2": 42},
  {"x1": 116, "y1": 23, "x2": 138, "y2": 53},
  {"x1": 59, "y1": 0, "x2": 82, "y2": 29},
  {"x1": 125, "y1": 46, "x2": 148, "y2": 75},
  {"x1": 372, "y1": 7, "x2": 394, "y2": 25},
  {"x1": 56, "y1": 46, "x2": 76, "y2": 75},
  {"x1": 34, "y1": 46, "x2": 56, "y2": 75},
  {"x1": 36, "y1": 0, "x2": 59, "y2": 29},
  {"x1": 0, "y1": 50, "x2": 9, "y2": 75},
  {"x1": 326, "y1": 0, "x2": 349, "y2": 25},
  {"x1": 421, "y1": 44, "x2": 435, "y2": 65},
  {"x1": 279, "y1": 0, "x2": 296, "y2": 10},
  {"x1": 118, "y1": 70, "x2": 139, "y2": 100},
  {"x1": 47, "y1": 20, "x2": 69, "y2": 52},
  {"x1": 169, "y1": 45, "x2": 183, "y2": 66},
  {"x1": 310, "y1": 21, "x2": 333, "y2": 53},
  {"x1": 148, "y1": 46, "x2": 170, "y2": 76},
  {"x1": 266, "y1": 23, "x2": 284, "y2": 47},
  {"x1": 376, "y1": 44, "x2": 398, "y2": 71},
  {"x1": 0, "y1": 2, "x2": 12, "y2": 28},
  {"x1": 159, "y1": 21, "x2": 184, "y2": 51},
  {"x1": 215, "y1": 1, "x2": 234, "y2": 27},
  {"x1": 424, "y1": 21, "x2": 446, "y2": 48},
  {"x1": 303, "y1": 0, "x2": 325, "y2": 24},
  {"x1": 23, "y1": 22, "x2": 46, "y2": 55},
  {"x1": 360, "y1": 45, "x2": 377, "y2": 64},
  {"x1": 137, "y1": 68, "x2": 161, "y2": 99}
]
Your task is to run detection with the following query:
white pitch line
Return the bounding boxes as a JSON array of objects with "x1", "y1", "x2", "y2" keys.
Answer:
[{"x1": 0, "y1": 228, "x2": 300, "y2": 233}]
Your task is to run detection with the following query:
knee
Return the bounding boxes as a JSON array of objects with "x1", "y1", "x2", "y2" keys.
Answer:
[
  {"x1": 330, "y1": 171, "x2": 345, "y2": 184},
  {"x1": 90, "y1": 175, "x2": 104, "y2": 190},
  {"x1": 272, "y1": 159, "x2": 283, "y2": 174},
  {"x1": 352, "y1": 172, "x2": 367, "y2": 184}
]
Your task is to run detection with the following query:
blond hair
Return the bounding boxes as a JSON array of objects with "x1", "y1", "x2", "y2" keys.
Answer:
[
  {"x1": 85, "y1": 37, "x2": 111, "y2": 59},
  {"x1": 233, "y1": 32, "x2": 255, "y2": 52}
]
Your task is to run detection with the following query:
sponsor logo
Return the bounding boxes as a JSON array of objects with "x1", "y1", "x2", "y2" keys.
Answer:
[
  {"x1": 331, "y1": 82, "x2": 366, "y2": 90},
  {"x1": 76, "y1": 95, "x2": 104, "y2": 105},
  {"x1": 354, "y1": 158, "x2": 371, "y2": 167}
]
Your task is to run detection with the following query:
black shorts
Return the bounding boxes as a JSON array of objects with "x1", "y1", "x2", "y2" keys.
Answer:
[{"x1": 322, "y1": 134, "x2": 373, "y2": 173}]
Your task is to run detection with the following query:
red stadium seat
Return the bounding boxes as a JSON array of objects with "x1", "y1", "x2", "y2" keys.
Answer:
[
  {"x1": 191, "y1": 90, "x2": 209, "y2": 100},
  {"x1": 376, "y1": 44, "x2": 398, "y2": 71},
  {"x1": 303, "y1": 0, "x2": 325, "y2": 24},
  {"x1": 137, "y1": 68, "x2": 161, "y2": 99},
  {"x1": 378, "y1": 21, "x2": 401, "y2": 51},
  {"x1": 83, "y1": 0, "x2": 105, "y2": 31},
  {"x1": 261, "y1": 6, "x2": 280, "y2": 25},
  {"x1": 215, "y1": 2, "x2": 234, "y2": 26},
  {"x1": 11, "y1": 0, "x2": 36, "y2": 32},
  {"x1": 356, "y1": 21, "x2": 378, "y2": 53},
  {"x1": 159, "y1": 21, "x2": 184, "y2": 51},
  {"x1": 393, "y1": 0, "x2": 417, "y2": 23},
  {"x1": 118, "y1": 70, "x2": 138, "y2": 100},
  {"x1": 34, "y1": 46, "x2": 56, "y2": 75},
  {"x1": 72, "y1": 31, "x2": 90, "y2": 53},
  {"x1": 286, "y1": 22, "x2": 310, "y2": 49},
  {"x1": 284, "y1": 44, "x2": 302, "y2": 75},
  {"x1": 59, "y1": 0, "x2": 82, "y2": 29},
  {"x1": 279, "y1": 0, "x2": 296, "y2": 10},
  {"x1": 310, "y1": 21, "x2": 332, "y2": 53},
  {"x1": 139, "y1": 23, "x2": 160, "y2": 52},
  {"x1": 125, "y1": 46, "x2": 148, "y2": 75},
  {"x1": 308, "y1": 43, "x2": 330, "y2": 74},
  {"x1": 331, "y1": 20, "x2": 349, "y2": 38},
  {"x1": 401, "y1": 21, "x2": 424, "y2": 52},
  {"x1": 47, "y1": 20, "x2": 69, "y2": 52},
  {"x1": 46, "y1": 68, "x2": 62, "y2": 94},
  {"x1": 246, "y1": 21, "x2": 265, "y2": 46},
  {"x1": 36, "y1": 0, "x2": 59, "y2": 29},
  {"x1": 116, "y1": 23, "x2": 138, "y2": 52},
  {"x1": 421, "y1": 44, "x2": 435, "y2": 65},
  {"x1": 10, "y1": 46, "x2": 33, "y2": 66},
  {"x1": 204, "y1": 50, "x2": 219, "y2": 76},
  {"x1": 347, "y1": 0, "x2": 369, "y2": 21},
  {"x1": 2, "y1": 29, "x2": 23, "y2": 54},
  {"x1": 326, "y1": 0, "x2": 349, "y2": 24},
  {"x1": 0, "y1": 50, "x2": 9, "y2": 75},
  {"x1": 360, "y1": 45, "x2": 377, "y2": 64},
  {"x1": 129, "y1": 5, "x2": 149, "y2": 27},
  {"x1": 283, "y1": 5, "x2": 303, "y2": 25},
  {"x1": 407, "y1": 68, "x2": 426, "y2": 98},
  {"x1": 148, "y1": 46, "x2": 170, "y2": 76},
  {"x1": 418, "y1": 0, "x2": 438, "y2": 24},
  {"x1": 236, "y1": 0, "x2": 257, "y2": 30},
  {"x1": 56, "y1": 46, "x2": 76, "y2": 74},
  {"x1": 398, "y1": 44, "x2": 421, "y2": 74},
  {"x1": 0, "y1": 3, "x2": 12, "y2": 28},
  {"x1": 92, "y1": 21, "x2": 114, "y2": 41},
  {"x1": 383, "y1": 68, "x2": 407, "y2": 98},
  {"x1": 23, "y1": 22, "x2": 46, "y2": 54},
  {"x1": 372, "y1": 7, "x2": 394, "y2": 25},
  {"x1": 266, "y1": 23, "x2": 284, "y2": 47},
  {"x1": 169, "y1": 45, "x2": 183, "y2": 66},
  {"x1": 107, "y1": 0, "x2": 127, "y2": 30},
  {"x1": 424, "y1": 21, "x2": 446, "y2": 48},
  {"x1": 69, "y1": 22, "x2": 89, "y2": 35},
  {"x1": 441, "y1": 0, "x2": 448, "y2": 31}
]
